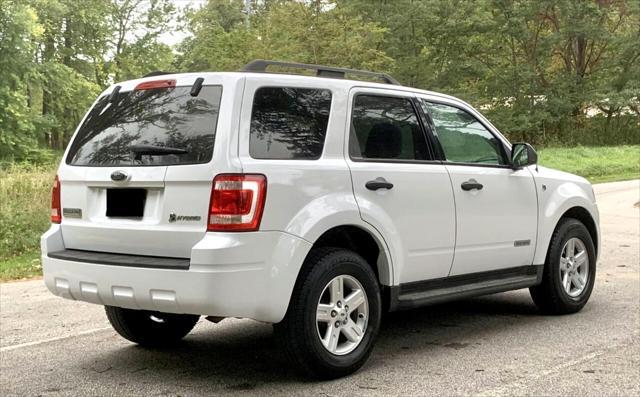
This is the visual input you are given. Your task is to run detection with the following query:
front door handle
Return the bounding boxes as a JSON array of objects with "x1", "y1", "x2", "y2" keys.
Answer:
[
  {"x1": 366, "y1": 177, "x2": 394, "y2": 191},
  {"x1": 461, "y1": 179, "x2": 483, "y2": 191}
]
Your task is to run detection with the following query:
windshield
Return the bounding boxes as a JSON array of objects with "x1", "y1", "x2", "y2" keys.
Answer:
[{"x1": 66, "y1": 85, "x2": 222, "y2": 166}]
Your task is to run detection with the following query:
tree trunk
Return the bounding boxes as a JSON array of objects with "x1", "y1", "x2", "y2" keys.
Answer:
[{"x1": 42, "y1": 29, "x2": 56, "y2": 149}]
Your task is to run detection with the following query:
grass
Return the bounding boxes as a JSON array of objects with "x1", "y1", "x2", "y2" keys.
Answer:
[
  {"x1": 538, "y1": 145, "x2": 640, "y2": 183},
  {"x1": 0, "y1": 145, "x2": 638, "y2": 281},
  {"x1": 0, "y1": 162, "x2": 57, "y2": 281},
  {"x1": 0, "y1": 251, "x2": 42, "y2": 281}
]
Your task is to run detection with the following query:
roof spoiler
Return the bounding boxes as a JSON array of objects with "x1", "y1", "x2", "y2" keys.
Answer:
[
  {"x1": 142, "y1": 71, "x2": 175, "y2": 78},
  {"x1": 241, "y1": 59, "x2": 400, "y2": 85}
]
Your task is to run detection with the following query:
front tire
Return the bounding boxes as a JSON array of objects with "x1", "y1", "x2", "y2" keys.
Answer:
[
  {"x1": 530, "y1": 218, "x2": 596, "y2": 314},
  {"x1": 275, "y1": 248, "x2": 381, "y2": 379},
  {"x1": 105, "y1": 306, "x2": 199, "y2": 347}
]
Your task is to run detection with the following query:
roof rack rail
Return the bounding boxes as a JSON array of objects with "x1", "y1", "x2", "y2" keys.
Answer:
[
  {"x1": 241, "y1": 59, "x2": 400, "y2": 85},
  {"x1": 142, "y1": 71, "x2": 175, "y2": 78}
]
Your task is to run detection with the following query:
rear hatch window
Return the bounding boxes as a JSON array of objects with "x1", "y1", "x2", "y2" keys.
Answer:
[{"x1": 66, "y1": 85, "x2": 222, "y2": 166}]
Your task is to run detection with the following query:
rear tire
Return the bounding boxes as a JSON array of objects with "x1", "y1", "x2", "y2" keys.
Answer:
[
  {"x1": 105, "y1": 306, "x2": 199, "y2": 347},
  {"x1": 275, "y1": 247, "x2": 381, "y2": 379},
  {"x1": 530, "y1": 218, "x2": 596, "y2": 314}
]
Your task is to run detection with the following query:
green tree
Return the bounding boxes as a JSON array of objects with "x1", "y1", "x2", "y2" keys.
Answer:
[
  {"x1": 342, "y1": 0, "x2": 639, "y2": 145},
  {"x1": 28, "y1": 0, "x2": 105, "y2": 149},
  {"x1": 0, "y1": 0, "x2": 42, "y2": 159},
  {"x1": 178, "y1": 0, "x2": 393, "y2": 73},
  {"x1": 1, "y1": 0, "x2": 638, "y2": 161},
  {"x1": 1, "y1": 0, "x2": 177, "y2": 157},
  {"x1": 108, "y1": 0, "x2": 176, "y2": 81}
]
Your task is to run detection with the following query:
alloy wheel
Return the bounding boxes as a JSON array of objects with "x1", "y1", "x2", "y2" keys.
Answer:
[
  {"x1": 315, "y1": 275, "x2": 369, "y2": 355},
  {"x1": 559, "y1": 237, "x2": 590, "y2": 298}
]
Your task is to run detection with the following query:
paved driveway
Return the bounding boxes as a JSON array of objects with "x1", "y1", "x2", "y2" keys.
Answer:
[{"x1": 1, "y1": 180, "x2": 638, "y2": 396}]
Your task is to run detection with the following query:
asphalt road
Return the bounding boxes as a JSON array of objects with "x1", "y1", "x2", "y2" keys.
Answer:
[{"x1": 1, "y1": 179, "x2": 639, "y2": 396}]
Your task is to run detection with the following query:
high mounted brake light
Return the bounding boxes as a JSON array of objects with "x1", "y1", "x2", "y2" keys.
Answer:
[
  {"x1": 134, "y1": 79, "x2": 176, "y2": 90},
  {"x1": 208, "y1": 174, "x2": 267, "y2": 232},
  {"x1": 51, "y1": 175, "x2": 61, "y2": 223}
]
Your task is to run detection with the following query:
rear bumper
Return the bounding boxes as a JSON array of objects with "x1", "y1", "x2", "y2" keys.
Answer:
[
  {"x1": 41, "y1": 225, "x2": 312, "y2": 323},
  {"x1": 48, "y1": 249, "x2": 191, "y2": 270}
]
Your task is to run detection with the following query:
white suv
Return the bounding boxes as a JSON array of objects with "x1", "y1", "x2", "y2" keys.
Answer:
[{"x1": 42, "y1": 60, "x2": 599, "y2": 379}]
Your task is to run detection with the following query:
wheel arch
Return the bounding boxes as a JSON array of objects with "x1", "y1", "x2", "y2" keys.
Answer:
[
  {"x1": 534, "y1": 199, "x2": 600, "y2": 265},
  {"x1": 310, "y1": 224, "x2": 393, "y2": 287},
  {"x1": 282, "y1": 192, "x2": 395, "y2": 286},
  {"x1": 532, "y1": 173, "x2": 601, "y2": 265},
  {"x1": 559, "y1": 206, "x2": 599, "y2": 257}
]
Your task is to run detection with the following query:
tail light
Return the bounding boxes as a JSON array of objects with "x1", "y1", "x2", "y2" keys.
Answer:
[
  {"x1": 208, "y1": 174, "x2": 267, "y2": 232},
  {"x1": 51, "y1": 175, "x2": 61, "y2": 223}
]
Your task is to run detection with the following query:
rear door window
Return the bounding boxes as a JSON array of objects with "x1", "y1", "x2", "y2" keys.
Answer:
[
  {"x1": 66, "y1": 85, "x2": 222, "y2": 166},
  {"x1": 350, "y1": 94, "x2": 430, "y2": 161},
  {"x1": 249, "y1": 87, "x2": 332, "y2": 160}
]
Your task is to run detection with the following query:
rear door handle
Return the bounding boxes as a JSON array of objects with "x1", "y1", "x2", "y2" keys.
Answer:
[
  {"x1": 366, "y1": 177, "x2": 394, "y2": 191},
  {"x1": 461, "y1": 179, "x2": 483, "y2": 191}
]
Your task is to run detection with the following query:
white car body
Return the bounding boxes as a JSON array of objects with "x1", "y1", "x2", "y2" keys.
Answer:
[{"x1": 41, "y1": 71, "x2": 600, "y2": 323}]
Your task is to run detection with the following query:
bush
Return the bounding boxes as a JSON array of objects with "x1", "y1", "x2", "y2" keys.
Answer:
[
  {"x1": 494, "y1": 114, "x2": 640, "y2": 148},
  {"x1": 0, "y1": 161, "x2": 58, "y2": 260}
]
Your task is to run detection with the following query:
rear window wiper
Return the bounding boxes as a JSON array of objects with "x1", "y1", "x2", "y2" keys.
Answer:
[{"x1": 130, "y1": 144, "x2": 188, "y2": 160}]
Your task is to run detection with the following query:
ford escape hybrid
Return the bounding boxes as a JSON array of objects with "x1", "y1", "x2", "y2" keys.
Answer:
[{"x1": 42, "y1": 60, "x2": 599, "y2": 379}]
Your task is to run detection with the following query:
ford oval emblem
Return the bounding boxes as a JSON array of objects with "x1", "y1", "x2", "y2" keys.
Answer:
[{"x1": 110, "y1": 170, "x2": 128, "y2": 182}]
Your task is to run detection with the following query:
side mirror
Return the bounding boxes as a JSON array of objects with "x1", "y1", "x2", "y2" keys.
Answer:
[{"x1": 511, "y1": 142, "x2": 537, "y2": 169}]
